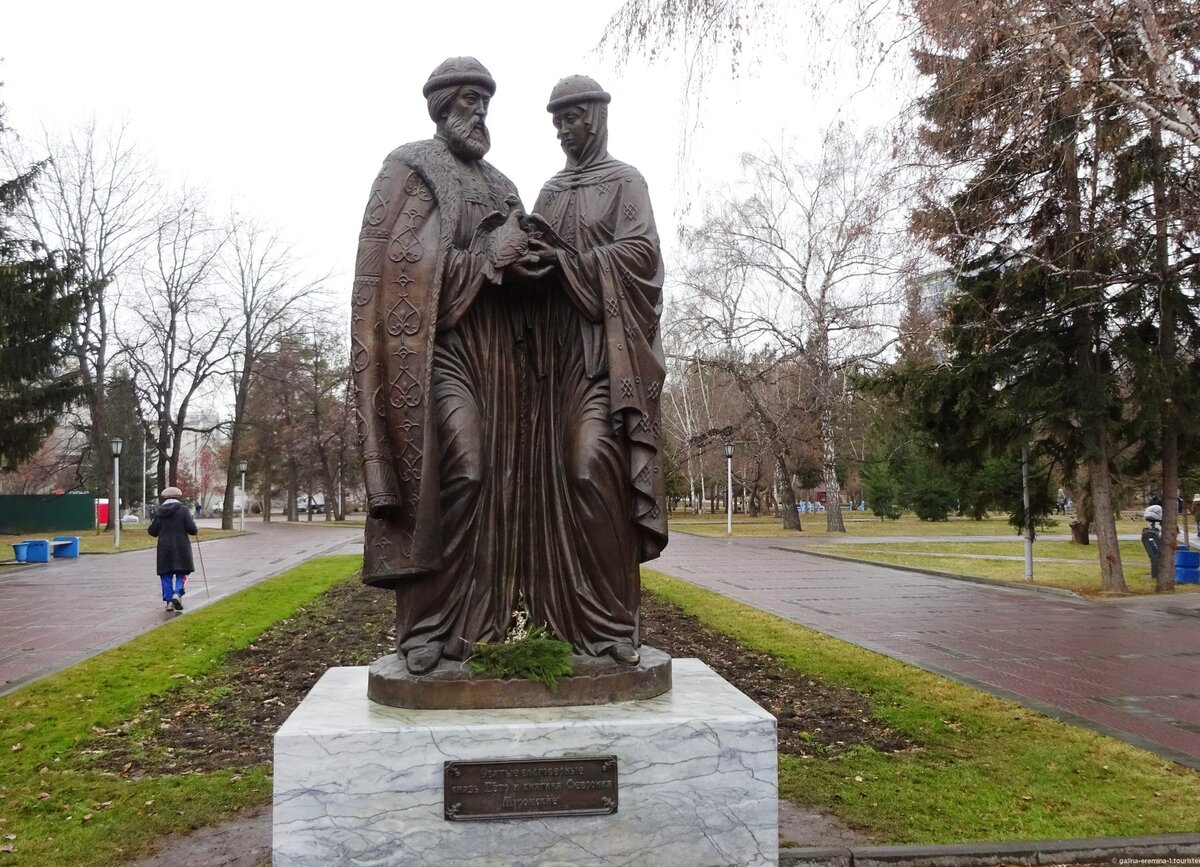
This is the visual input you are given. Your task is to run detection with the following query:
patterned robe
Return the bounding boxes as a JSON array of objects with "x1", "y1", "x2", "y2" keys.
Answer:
[{"x1": 351, "y1": 137, "x2": 524, "y2": 658}]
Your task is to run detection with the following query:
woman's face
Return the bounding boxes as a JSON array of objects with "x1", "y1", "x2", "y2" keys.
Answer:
[{"x1": 552, "y1": 105, "x2": 589, "y2": 160}]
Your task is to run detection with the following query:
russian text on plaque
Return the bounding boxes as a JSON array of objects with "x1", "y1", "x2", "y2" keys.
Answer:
[{"x1": 444, "y1": 756, "x2": 619, "y2": 820}]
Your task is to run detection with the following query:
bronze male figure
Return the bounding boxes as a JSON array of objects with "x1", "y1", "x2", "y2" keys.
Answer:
[{"x1": 351, "y1": 57, "x2": 529, "y2": 675}]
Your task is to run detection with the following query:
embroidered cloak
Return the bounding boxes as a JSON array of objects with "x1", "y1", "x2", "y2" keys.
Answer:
[{"x1": 351, "y1": 137, "x2": 524, "y2": 656}]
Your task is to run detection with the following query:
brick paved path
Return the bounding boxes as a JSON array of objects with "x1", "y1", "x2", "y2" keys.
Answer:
[
  {"x1": 0, "y1": 519, "x2": 362, "y2": 696},
  {"x1": 654, "y1": 534, "x2": 1200, "y2": 768}
]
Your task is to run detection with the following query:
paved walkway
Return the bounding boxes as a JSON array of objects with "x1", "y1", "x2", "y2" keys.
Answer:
[
  {"x1": 654, "y1": 533, "x2": 1200, "y2": 768},
  {"x1": 0, "y1": 519, "x2": 363, "y2": 696}
]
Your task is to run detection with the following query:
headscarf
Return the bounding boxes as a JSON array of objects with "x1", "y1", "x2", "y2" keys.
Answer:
[
  {"x1": 564, "y1": 101, "x2": 609, "y2": 170},
  {"x1": 545, "y1": 75, "x2": 612, "y2": 170}
]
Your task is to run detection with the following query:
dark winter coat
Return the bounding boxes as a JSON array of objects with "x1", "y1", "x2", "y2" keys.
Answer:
[{"x1": 148, "y1": 500, "x2": 197, "y2": 575}]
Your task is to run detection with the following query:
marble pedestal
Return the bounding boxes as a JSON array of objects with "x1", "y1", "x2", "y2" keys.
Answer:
[{"x1": 274, "y1": 659, "x2": 778, "y2": 866}]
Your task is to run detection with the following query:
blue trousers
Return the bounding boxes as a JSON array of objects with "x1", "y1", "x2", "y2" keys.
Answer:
[{"x1": 160, "y1": 572, "x2": 187, "y2": 602}]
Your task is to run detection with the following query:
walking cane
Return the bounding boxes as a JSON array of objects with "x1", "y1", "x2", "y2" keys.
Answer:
[{"x1": 194, "y1": 529, "x2": 212, "y2": 600}]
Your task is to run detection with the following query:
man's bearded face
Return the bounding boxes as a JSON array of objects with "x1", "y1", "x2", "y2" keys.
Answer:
[{"x1": 444, "y1": 86, "x2": 491, "y2": 161}]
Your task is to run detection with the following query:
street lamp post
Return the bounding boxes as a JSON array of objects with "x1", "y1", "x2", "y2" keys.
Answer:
[
  {"x1": 724, "y1": 441, "x2": 735, "y2": 536},
  {"x1": 237, "y1": 460, "x2": 248, "y2": 532},
  {"x1": 111, "y1": 437, "x2": 124, "y2": 549}
]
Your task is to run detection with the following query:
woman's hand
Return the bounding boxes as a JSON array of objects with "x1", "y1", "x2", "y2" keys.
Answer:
[
  {"x1": 508, "y1": 237, "x2": 561, "y2": 280},
  {"x1": 525, "y1": 237, "x2": 560, "y2": 267}
]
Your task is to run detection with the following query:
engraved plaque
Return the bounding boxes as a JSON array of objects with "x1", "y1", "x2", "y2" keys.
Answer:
[{"x1": 443, "y1": 756, "x2": 618, "y2": 821}]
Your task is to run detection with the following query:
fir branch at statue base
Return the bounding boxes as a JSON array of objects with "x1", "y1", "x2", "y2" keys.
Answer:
[{"x1": 467, "y1": 622, "x2": 574, "y2": 691}]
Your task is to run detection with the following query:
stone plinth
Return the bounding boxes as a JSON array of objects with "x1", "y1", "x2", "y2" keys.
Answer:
[
  {"x1": 367, "y1": 645, "x2": 673, "y2": 709},
  {"x1": 274, "y1": 659, "x2": 778, "y2": 866}
]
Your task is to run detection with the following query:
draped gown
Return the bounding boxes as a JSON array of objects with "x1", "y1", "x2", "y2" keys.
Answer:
[{"x1": 524, "y1": 141, "x2": 668, "y2": 657}]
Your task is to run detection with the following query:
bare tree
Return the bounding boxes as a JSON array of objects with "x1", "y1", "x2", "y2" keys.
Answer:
[
  {"x1": 303, "y1": 323, "x2": 354, "y2": 522},
  {"x1": 682, "y1": 127, "x2": 909, "y2": 530},
  {"x1": 116, "y1": 190, "x2": 231, "y2": 493},
  {"x1": 245, "y1": 337, "x2": 309, "y2": 522},
  {"x1": 217, "y1": 215, "x2": 325, "y2": 529},
  {"x1": 4, "y1": 120, "x2": 161, "y2": 523},
  {"x1": 672, "y1": 254, "x2": 809, "y2": 529},
  {"x1": 1017, "y1": 0, "x2": 1200, "y2": 158},
  {"x1": 660, "y1": 317, "x2": 722, "y2": 514}
]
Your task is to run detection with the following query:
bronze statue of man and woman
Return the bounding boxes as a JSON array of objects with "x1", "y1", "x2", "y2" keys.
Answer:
[{"x1": 351, "y1": 57, "x2": 667, "y2": 677}]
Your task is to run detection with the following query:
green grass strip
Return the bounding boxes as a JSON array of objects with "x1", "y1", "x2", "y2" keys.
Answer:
[
  {"x1": 797, "y1": 541, "x2": 1200, "y2": 595},
  {"x1": 0, "y1": 554, "x2": 362, "y2": 867},
  {"x1": 643, "y1": 567, "x2": 1200, "y2": 844}
]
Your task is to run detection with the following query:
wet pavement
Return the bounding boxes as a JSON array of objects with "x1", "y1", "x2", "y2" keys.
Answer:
[
  {"x1": 654, "y1": 533, "x2": 1200, "y2": 768},
  {"x1": 0, "y1": 519, "x2": 363, "y2": 696}
]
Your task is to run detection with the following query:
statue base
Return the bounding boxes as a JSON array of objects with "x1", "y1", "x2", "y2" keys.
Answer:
[
  {"x1": 367, "y1": 645, "x2": 672, "y2": 709},
  {"x1": 274, "y1": 660, "x2": 778, "y2": 866}
]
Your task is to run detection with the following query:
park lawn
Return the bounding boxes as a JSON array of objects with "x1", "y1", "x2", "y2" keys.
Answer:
[
  {"x1": 0, "y1": 555, "x2": 361, "y2": 867},
  {"x1": 797, "y1": 540, "x2": 1200, "y2": 595},
  {"x1": 827, "y1": 539, "x2": 1141, "y2": 560},
  {"x1": 0, "y1": 527, "x2": 245, "y2": 558},
  {"x1": 671, "y1": 512, "x2": 1152, "y2": 539},
  {"x1": 643, "y1": 568, "x2": 1200, "y2": 844}
]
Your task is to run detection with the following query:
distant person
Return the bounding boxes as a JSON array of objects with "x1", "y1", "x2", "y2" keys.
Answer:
[
  {"x1": 148, "y1": 486, "x2": 197, "y2": 612},
  {"x1": 1142, "y1": 504, "x2": 1163, "y2": 582}
]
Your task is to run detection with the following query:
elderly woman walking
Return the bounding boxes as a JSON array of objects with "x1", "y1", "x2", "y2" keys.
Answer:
[{"x1": 148, "y1": 486, "x2": 197, "y2": 612}]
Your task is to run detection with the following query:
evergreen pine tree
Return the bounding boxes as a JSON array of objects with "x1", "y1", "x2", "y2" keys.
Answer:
[{"x1": 0, "y1": 96, "x2": 83, "y2": 470}]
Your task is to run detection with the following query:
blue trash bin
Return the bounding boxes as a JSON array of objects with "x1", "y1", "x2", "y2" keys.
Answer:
[
  {"x1": 22, "y1": 539, "x2": 50, "y2": 563},
  {"x1": 11, "y1": 542, "x2": 29, "y2": 562},
  {"x1": 1175, "y1": 549, "x2": 1200, "y2": 583}
]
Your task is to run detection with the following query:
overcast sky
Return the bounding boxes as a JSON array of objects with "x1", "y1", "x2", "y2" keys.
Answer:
[{"x1": 2, "y1": 0, "x2": 908, "y2": 297}]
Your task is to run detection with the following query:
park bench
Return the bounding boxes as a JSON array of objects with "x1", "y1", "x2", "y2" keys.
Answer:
[{"x1": 11, "y1": 536, "x2": 80, "y2": 563}]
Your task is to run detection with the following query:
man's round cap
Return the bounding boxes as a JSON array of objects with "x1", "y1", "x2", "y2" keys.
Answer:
[
  {"x1": 160, "y1": 486, "x2": 183, "y2": 499},
  {"x1": 423, "y1": 57, "x2": 496, "y2": 98},
  {"x1": 546, "y1": 75, "x2": 611, "y2": 112}
]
